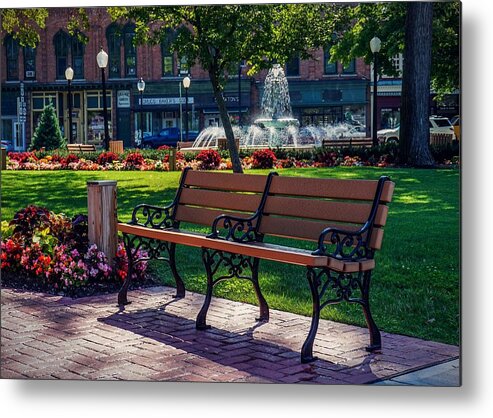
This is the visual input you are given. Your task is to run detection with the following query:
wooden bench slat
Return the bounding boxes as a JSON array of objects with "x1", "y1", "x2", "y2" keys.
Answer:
[
  {"x1": 264, "y1": 197, "x2": 390, "y2": 227},
  {"x1": 185, "y1": 170, "x2": 268, "y2": 193},
  {"x1": 175, "y1": 205, "x2": 253, "y2": 227},
  {"x1": 269, "y1": 176, "x2": 394, "y2": 203},
  {"x1": 117, "y1": 223, "x2": 329, "y2": 267},
  {"x1": 179, "y1": 188, "x2": 262, "y2": 213},
  {"x1": 259, "y1": 216, "x2": 385, "y2": 250}
]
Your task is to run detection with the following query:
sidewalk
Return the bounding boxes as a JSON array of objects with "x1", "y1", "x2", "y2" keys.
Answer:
[{"x1": 1, "y1": 286, "x2": 459, "y2": 385}]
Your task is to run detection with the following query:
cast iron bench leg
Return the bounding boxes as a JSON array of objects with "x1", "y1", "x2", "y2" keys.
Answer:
[
  {"x1": 361, "y1": 270, "x2": 382, "y2": 352},
  {"x1": 301, "y1": 267, "x2": 321, "y2": 363},
  {"x1": 196, "y1": 249, "x2": 269, "y2": 330},
  {"x1": 168, "y1": 243, "x2": 185, "y2": 298},
  {"x1": 118, "y1": 233, "x2": 134, "y2": 306}
]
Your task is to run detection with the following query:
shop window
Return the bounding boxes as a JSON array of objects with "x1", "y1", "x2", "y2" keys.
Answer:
[
  {"x1": 86, "y1": 91, "x2": 113, "y2": 144},
  {"x1": 124, "y1": 24, "x2": 137, "y2": 78},
  {"x1": 285, "y1": 56, "x2": 300, "y2": 77},
  {"x1": 323, "y1": 48, "x2": 337, "y2": 75},
  {"x1": 106, "y1": 24, "x2": 122, "y2": 79},
  {"x1": 342, "y1": 59, "x2": 356, "y2": 74},
  {"x1": 32, "y1": 92, "x2": 58, "y2": 130},
  {"x1": 5, "y1": 35, "x2": 19, "y2": 80},
  {"x1": 24, "y1": 46, "x2": 36, "y2": 79}
]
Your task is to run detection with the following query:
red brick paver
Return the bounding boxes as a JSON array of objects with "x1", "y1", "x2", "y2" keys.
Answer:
[{"x1": 1, "y1": 286, "x2": 459, "y2": 383}]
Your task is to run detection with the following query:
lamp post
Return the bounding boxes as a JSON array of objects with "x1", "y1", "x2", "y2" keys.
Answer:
[
  {"x1": 238, "y1": 61, "x2": 243, "y2": 127},
  {"x1": 137, "y1": 77, "x2": 146, "y2": 145},
  {"x1": 182, "y1": 75, "x2": 191, "y2": 141},
  {"x1": 97, "y1": 47, "x2": 110, "y2": 151},
  {"x1": 65, "y1": 65, "x2": 74, "y2": 144},
  {"x1": 370, "y1": 36, "x2": 381, "y2": 147}
]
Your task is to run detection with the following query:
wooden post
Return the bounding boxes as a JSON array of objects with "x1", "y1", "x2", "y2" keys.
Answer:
[
  {"x1": 0, "y1": 147, "x2": 6, "y2": 170},
  {"x1": 87, "y1": 180, "x2": 118, "y2": 265},
  {"x1": 169, "y1": 147, "x2": 177, "y2": 171}
]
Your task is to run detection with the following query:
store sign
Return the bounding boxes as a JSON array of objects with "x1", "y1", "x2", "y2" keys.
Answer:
[
  {"x1": 18, "y1": 82, "x2": 27, "y2": 124},
  {"x1": 141, "y1": 97, "x2": 194, "y2": 106},
  {"x1": 117, "y1": 90, "x2": 131, "y2": 108}
]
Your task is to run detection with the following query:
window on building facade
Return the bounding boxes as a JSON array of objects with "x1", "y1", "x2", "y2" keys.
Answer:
[
  {"x1": 178, "y1": 56, "x2": 189, "y2": 75},
  {"x1": 24, "y1": 46, "x2": 36, "y2": 79},
  {"x1": 5, "y1": 36, "x2": 19, "y2": 80},
  {"x1": 106, "y1": 24, "x2": 122, "y2": 78},
  {"x1": 54, "y1": 30, "x2": 70, "y2": 79},
  {"x1": 32, "y1": 92, "x2": 58, "y2": 129},
  {"x1": 285, "y1": 56, "x2": 300, "y2": 77},
  {"x1": 71, "y1": 35, "x2": 85, "y2": 79},
  {"x1": 342, "y1": 59, "x2": 356, "y2": 74},
  {"x1": 323, "y1": 48, "x2": 337, "y2": 75},
  {"x1": 124, "y1": 25, "x2": 137, "y2": 77},
  {"x1": 161, "y1": 43, "x2": 175, "y2": 77},
  {"x1": 86, "y1": 90, "x2": 113, "y2": 144}
]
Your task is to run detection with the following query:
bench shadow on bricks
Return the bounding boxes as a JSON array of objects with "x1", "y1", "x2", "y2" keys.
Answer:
[{"x1": 97, "y1": 300, "x2": 383, "y2": 384}]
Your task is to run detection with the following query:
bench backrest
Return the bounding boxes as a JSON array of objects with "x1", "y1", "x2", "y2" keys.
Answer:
[
  {"x1": 67, "y1": 144, "x2": 97, "y2": 152},
  {"x1": 173, "y1": 168, "x2": 272, "y2": 230},
  {"x1": 258, "y1": 175, "x2": 395, "y2": 252}
]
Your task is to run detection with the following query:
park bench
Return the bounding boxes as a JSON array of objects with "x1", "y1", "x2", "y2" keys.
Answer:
[
  {"x1": 322, "y1": 137, "x2": 374, "y2": 149},
  {"x1": 67, "y1": 144, "x2": 97, "y2": 153},
  {"x1": 117, "y1": 168, "x2": 395, "y2": 362}
]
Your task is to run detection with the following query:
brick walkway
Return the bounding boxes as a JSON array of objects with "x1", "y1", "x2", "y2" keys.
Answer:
[{"x1": 1, "y1": 286, "x2": 459, "y2": 384}]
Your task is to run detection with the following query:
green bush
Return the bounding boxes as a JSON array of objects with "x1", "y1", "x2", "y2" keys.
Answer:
[{"x1": 30, "y1": 104, "x2": 66, "y2": 151}]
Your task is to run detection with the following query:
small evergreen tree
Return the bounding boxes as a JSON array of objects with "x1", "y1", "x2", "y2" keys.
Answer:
[{"x1": 30, "y1": 103, "x2": 66, "y2": 151}]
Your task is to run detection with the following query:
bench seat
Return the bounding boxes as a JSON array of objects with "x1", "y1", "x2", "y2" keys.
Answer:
[{"x1": 118, "y1": 223, "x2": 375, "y2": 271}]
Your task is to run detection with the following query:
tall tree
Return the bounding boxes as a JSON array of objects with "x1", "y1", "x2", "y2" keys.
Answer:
[
  {"x1": 400, "y1": 2, "x2": 435, "y2": 166},
  {"x1": 109, "y1": 4, "x2": 326, "y2": 173}
]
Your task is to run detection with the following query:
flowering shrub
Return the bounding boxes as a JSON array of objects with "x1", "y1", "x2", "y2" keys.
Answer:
[
  {"x1": 1, "y1": 206, "x2": 148, "y2": 295},
  {"x1": 196, "y1": 149, "x2": 221, "y2": 170},
  {"x1": 8, "y1": 152, "x2": 38, "y2": 164},
  {"x1": 124, "y1": 152, "x2": 145, "y2": 169},
  {"x1": 251, "y1": 149, "x2": 276, "y2": 169},
  {"x1": 157, "y1": 145, "x2": 170, "y2": 150},
  {"x1": 97, "y1": 151, "x2": 119, "y2": 166}
]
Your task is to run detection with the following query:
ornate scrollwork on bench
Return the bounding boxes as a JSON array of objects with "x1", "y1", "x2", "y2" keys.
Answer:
[
  {"x1": 130, "y1": 203, "x2": 177, "y2": 229},
  {"x1": 312, "y1": 225, "x2": 372, "y2": 261},
  {"x1": 208, "y1": 212, "x2": 262, "y2": 243}
]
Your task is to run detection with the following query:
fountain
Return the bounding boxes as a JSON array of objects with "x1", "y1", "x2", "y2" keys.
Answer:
[{"x1": 191, "y1": 64, "x2": 365, "y2": 150}]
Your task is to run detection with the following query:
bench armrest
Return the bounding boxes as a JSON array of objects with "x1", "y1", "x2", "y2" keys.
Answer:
[
  {"x1": 207, "y1": 212, "x2": 262, "y2": 243},
  {"x1": 129, "y1": 203, "x2": 177, "y2": 229},
  {"x1": 312, "y1": 223, "x2": 372, "y2": 261}
]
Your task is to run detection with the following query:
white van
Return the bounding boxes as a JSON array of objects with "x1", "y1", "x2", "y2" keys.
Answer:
[{"x1": 377, "y1": 116, "x2": 456, "y2": 143}]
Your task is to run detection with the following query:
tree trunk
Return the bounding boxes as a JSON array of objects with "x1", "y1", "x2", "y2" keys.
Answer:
[
  {"x1": 209, "y1": 70, "x2": 243, "y2": 173},
  {"x1": 399, "y1": 2, "x2": 435, "y2": 167}
]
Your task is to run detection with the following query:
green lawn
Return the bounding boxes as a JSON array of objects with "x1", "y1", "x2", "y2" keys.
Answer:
[{"x1": 1, "y1": 167, "x2": 460, "y2": 345}]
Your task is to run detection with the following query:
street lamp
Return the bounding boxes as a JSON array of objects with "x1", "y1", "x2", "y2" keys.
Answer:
[
  {"x1": 65, "y1": 65, "x2": 74, "y2": 144},
  {"x1": 137, "y1": 77, "x2": 146, "y2": 145},
  {"x1": 238, "y1": 61, "x2": 243, "y2": 127},
  {"x1": 97, "y1": 47, "x2": 110, "y2": 151},
  {"x1": 182, "y1": 75, "x2": 191, "y2": 141},
  {"x1": 370, "y1": 36, "x2": 381, "y2": 147}
]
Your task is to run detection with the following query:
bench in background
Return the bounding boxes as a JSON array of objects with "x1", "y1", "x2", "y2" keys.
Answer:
[{"x1": 67, "y1": 144, "x2": 97, "y2": 153}]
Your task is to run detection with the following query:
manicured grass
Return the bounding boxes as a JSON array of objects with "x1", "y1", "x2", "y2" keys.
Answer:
[{"x1": 1, "y1": 167, "x2": 460, "y2": 345}]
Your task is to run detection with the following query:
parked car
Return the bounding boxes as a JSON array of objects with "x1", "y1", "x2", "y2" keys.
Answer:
[
  {"x1": 377, "y1": 116, "x2": 456, "y2": 143},
  {"x1": 450, "y1": 115, "x2": 460, "y2": 140},
  {"x1": 137, "y1": 127, "x2": 199, "y2": 149},
  {"x1": 1, "y1": 139, "x2": 14, "y2": 151}
]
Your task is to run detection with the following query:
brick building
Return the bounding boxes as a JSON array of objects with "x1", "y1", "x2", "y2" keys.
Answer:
[{"x1": 1, "y1": 8, "x2": 375, "y2": 151}]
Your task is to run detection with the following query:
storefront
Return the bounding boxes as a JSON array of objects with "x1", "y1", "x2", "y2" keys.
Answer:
[{"x1": 130, "y1": 79, "x2": 252, "y2": 145}]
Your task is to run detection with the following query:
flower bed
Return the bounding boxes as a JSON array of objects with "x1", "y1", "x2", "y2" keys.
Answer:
[
  {"x1": 1, "y1": 205, "x2": 149, "y2": 297},
  {"x1": 5, "y1": 142, "x2": 459, "y2": 171}
]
